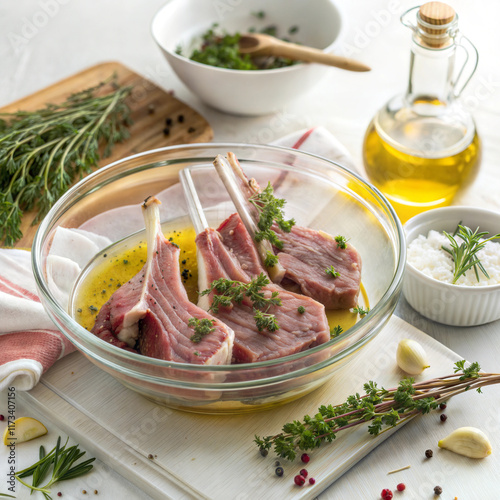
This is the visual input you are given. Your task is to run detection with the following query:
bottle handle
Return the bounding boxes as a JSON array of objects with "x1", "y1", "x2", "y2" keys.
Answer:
[
  {"x1": 400, "y1": 6, "x2": 420, "y2": 32},
  {"x1": 452, "y1": 35, "x2": 479, "y2": 98}
]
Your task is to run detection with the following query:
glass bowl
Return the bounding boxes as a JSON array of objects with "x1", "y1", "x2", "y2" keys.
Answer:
[{"x1": 32, "y1": 143, "x2": 405, "y2": 414}]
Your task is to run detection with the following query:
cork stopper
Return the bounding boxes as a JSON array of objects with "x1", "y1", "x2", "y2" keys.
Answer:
[{"x1": 417, "y1": 2, "x2": 457, "y2": 48}]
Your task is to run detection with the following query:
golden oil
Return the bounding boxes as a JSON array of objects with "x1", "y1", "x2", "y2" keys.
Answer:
[{"x1": 363, "y1": 121, "x2": 481, "y2": 223}]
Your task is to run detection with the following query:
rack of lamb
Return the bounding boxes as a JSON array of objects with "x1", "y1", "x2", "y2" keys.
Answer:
[
  {"x1": 91, "y1": 196, "x2": 234, "y2": 365},
  {"x1": 213, "y1": 153, "x2": 362, "y2": 310}
]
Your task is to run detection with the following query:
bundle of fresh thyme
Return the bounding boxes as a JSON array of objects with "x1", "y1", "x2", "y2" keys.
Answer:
[
  {"x1": 0, "y1": 77, "x2": 132, "y2": 246},
  {"x1": 200, "y1": 273, "x2": 281, "y2": 332},
  {"x1": 255, "y1": 360, "x2": 500, "y2": 460}
]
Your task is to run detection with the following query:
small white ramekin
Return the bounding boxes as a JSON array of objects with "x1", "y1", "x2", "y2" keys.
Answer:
[{"x1": 403, "y1": 206, "x2": 500, "y2": 326}]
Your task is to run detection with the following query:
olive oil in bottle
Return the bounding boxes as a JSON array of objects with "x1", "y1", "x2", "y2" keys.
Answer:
[{"x1": 363, "y1": 2, "x2": 481, "y2": 222}]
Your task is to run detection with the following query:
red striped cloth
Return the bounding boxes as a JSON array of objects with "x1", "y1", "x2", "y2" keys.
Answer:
[{"x1": 0, "y1": 250, "x2": 75, "y2": 390}]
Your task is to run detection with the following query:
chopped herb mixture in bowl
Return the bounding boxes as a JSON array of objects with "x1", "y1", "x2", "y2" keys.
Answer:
[
  {"x1": 180, "y1": 22, "x2": 299, "y2": 71},
  {"x1": 151, "y1": 0, "x2": 344, "y2": 115},
  {"x1": 33, "y1": 144, "x2": 404, "y2": 414}
]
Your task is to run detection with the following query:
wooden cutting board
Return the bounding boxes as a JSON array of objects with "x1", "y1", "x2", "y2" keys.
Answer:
[{"x1": 0, "y1": 61, "x2": 213, "y2": 248}]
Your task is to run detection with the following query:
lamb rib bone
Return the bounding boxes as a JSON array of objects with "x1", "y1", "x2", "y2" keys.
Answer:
[{"x1": 91, "y1": 196, "x2": 234, "y2": 365}]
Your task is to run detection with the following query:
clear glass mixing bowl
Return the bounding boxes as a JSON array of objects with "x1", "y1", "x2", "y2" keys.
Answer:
[{"x1": 32, "y1": 143, "x2": 405, "y2": 414}]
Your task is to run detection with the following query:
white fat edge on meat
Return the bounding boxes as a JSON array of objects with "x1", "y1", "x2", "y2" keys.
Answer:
[
  {"x1": 214, "y1": 153, "x2": 286, "y2": 283},
  {"x1": 117, "y1": 196, "x2": 161, "y2": 347}
]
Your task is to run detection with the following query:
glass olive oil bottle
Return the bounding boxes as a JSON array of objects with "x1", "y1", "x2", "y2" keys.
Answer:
[{"x1": 363, "y1": 2, "x2": 481, "y2": 223}]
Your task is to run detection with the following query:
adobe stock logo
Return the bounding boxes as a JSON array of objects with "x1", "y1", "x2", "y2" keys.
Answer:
[{"x1": 7, "y1": 0, "x2": 72, "y2": 54}]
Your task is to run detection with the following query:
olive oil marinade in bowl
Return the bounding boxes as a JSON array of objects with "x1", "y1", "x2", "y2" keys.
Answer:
[{"x1": 32, "y1": 144, "x2": 405, "y2": 414}]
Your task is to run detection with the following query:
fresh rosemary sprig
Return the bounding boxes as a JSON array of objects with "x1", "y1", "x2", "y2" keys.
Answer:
[
  {"x1": 442, "y1": 224, "x2": 500, "y2": 284},
  {"x1": 0, "y1": 77, "x2": 132, "y2": 246},
  {"x1": 15, "y1": 436, "x2": 95, "y2": 499},
  {"x1": 188, "y1": 317, "x2": 216, "y2": 343},
  {"x1": 200, "y1": 273, "x2": 281, "y2": 331},
  {"x1": 249, "y1": 182, "x2": 295, "y2": 250},
  {"x1": 254, "y1": 360, "x2": 497, "y2": 461}
]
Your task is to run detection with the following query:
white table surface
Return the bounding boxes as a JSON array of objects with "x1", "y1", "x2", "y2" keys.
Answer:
[{"x1": 1, "y1": 0, "x2": 500, "y2": 498}]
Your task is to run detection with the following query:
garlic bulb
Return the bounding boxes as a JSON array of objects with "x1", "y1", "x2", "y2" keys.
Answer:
[
  {"x1": 396, "y1": 339, "x2": 430, "y2": 375},
  {"x1": 438, "y1": 427, "x2": 492, "y2": 458}
]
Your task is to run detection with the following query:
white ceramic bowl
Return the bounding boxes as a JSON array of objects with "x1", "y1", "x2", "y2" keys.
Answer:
[
  {"x1": 403, "y1": 206, "x2": 500, "y2": 326},
  {"x1": 151, "y1": 0, "x2": 344, "y2": 115}
]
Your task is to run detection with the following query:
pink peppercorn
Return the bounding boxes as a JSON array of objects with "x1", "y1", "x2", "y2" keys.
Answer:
[
  {"x1": 381, "y1": 489, "x2": 393, "y2": 500},
  {"x1": 300, "y1": 453, "x2": 310, "y2": 463},
  {"x1": 396, "y1": 483, "x2": 406, "y2": 491},
  {"x1": 309, "y1": 477, "x2": 316, "y2": 485},
  {"x1": 294, "y1": 475, "x2": 305, "y2": 486},
  {"x1": 300, "y1": 468, "x2": 308, "y2": 478},
  {"x1": 0, "y1": 415, "x2": 4, "y2": 421}
]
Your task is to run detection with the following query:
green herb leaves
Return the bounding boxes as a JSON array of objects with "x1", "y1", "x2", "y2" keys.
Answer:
[
  {"x1": 188, "y1": 317, "x2": 216, "y2": 343},
  {"x1": 200, "y1": 273, "x2": 281, "y2": 332},
  {"x1": 325, "y1": 265, "x2": 340, "y2": 278},
  {"x1": 15, "y1": 436, "x2": 95, "y2": 499},
  {"x1": 330, "y1": 325, "x2": 343, "y2": 338},
  {"x1": 254, "y1": 309, "x2": 279, "y2": 332},
  {"x1": 334, "y1": 235, "x2": 348, "y2": 249},
  {"x1": 0, "y1": 77, "x2": 132, "y2": 246},
  {"x1": 255, "y1": 360, "x2": 495, "y2": 461},
  {"x1": 442, "y1": 224, "x2": 500, "y2": 284},
  {"x1": 352, "y1": 305, "x2": 369, "y2": 317},
  {"x1": 249, "y1": 182, "x2": 295, "y2": 250}
]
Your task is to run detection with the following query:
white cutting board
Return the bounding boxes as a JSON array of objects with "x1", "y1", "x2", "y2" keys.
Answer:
[{"x1": 19, "y1": 316, "x2": 465, "y2": 500}]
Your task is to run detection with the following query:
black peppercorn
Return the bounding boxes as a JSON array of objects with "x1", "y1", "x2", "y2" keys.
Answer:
[
  {"x1": 425, "y1": 449, "x2": 433, "y2": 458},
  {"x1": 178, "y1": 114, "x2": 184, "y2": 123},
  {"x1": 440, "y1": 414, "x2": 447, "y2": 422},
  {"x1": 275, "y1": 466, "x2": 284, "y2": 477},
  {"x1": 260, "y1": 448, "x2": 268, "y2": 457},
  {"x1": 434, "y1": 485, "x2": 442, "y2": 495},
  {"x1": 163, "y1": 127, "x2": 170, "y2": 136},
  {"x1": 166, "y1": 118, "x2": 173, "y2": 126}
]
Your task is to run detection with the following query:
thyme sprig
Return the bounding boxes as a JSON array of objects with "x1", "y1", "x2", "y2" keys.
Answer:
[
  {"x1": 0, "y1": 77, "x2": 132, "y2": 246},
  {"x1": 15, "y1": 436, "x2": 95, "y2": 499},
  {"x1": 442, "y1": 224, "x2": 500, "y2": 284},
  {"x1": 249, "y1": 182, "x2": 295, "y2": 250},
  {"x1": 200, "y1": 273, "x2": 281, "y2": 331},
  {"x1": 254, "y1": 361, "x2": 498, "y2": 461}
]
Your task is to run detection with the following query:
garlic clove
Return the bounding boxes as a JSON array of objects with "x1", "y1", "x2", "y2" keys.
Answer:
[
  {"x1": 438, "y1": 426, "x2": 492, "y2": 458},
  {"x1": 396, "y1": 338, "x2": 430, "y2": 375}
]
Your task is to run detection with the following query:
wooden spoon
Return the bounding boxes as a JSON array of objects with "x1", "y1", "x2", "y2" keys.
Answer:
[{"x1": 239, "y1": 33, "x2": 371, "y2": 72}]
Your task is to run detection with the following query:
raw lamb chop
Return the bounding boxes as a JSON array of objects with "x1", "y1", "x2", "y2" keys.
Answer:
[
  {"x1": 91, "y1": 196, "x2": 234, "y2": 365},
  {"x1": 213, "y1": 153, "x2": 362, "y2": 310},
  {"x1": 195, "y1": 212, "x2": 330, "y2": 363}
]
